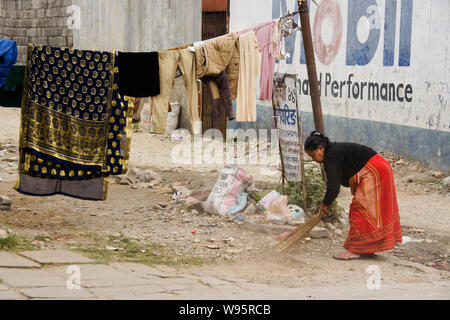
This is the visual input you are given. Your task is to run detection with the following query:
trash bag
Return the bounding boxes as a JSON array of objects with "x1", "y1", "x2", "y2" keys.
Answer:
[
  {"x1": 204, "y1": 165, "x2": 253, "y2": 216},
  {"x1": 258, "y1": 190, "x2": 281, "y2": 210}
]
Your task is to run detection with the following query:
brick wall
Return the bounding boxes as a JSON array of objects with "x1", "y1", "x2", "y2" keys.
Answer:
[{"x1": 0, "y1": 0, "x2": 73, "y2": 64}]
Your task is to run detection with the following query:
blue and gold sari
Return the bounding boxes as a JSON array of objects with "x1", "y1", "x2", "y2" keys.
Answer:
[{"x1": 15, "y1": 44, "x2": 134, "y2": 200}]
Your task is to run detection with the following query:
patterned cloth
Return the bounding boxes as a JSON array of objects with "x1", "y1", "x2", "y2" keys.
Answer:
[
  {"x1": 15, "y1": 44, "x2": 134, "y2": 200},
  {"x1": 344, "y1": 154, "x2": 402, "y2": 254}
]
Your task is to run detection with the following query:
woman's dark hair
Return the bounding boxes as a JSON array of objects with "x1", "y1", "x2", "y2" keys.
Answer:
[{"x1": 304, "y1": 131, "x2": 330, "y2": 151}]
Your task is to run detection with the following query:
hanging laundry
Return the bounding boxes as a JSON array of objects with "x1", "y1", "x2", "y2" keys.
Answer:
[
  {"x1": 204, "y1": 70, "x2": 234, "y2": 122},
  {"x1": 194, "y1": 33, "x2": 240, "y2": 100},
  {"x1": 238, "y1": 20, "x2": 279, "y2": 101},
  {"x1": 201, "y1": 70, "x2": 234, "y2": 136},
  {"x1": 0, "y1": 39, "x2": 18, "y2": 88},
  {"x1": 236, "y1": 31, "x2": 259, "y2": 122},
  {"x1": 15, "y1": 44, "x2": 134, "y2": 200},
  {"x1": 117, "y1": 51, "x2": 160, "y2": 98},
  {"x1": 151, "y1": 48, "x2": 198, "y2": 134}
]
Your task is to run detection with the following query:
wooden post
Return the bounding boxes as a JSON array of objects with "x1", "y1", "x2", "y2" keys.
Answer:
[
  {"x1": 272, "y1": 100, "x2": 286, "y2": 189},
  {"x1": 294, "y1": 78, "x2": 307, "y2": 209},
  {"x1": 298, "y1": 0, "x2": 325, "y2": 135}
]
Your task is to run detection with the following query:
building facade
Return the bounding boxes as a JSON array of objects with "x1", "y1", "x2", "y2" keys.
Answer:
[{"x1": 229, "y1": 0, "x2": 449, "y2": 170}]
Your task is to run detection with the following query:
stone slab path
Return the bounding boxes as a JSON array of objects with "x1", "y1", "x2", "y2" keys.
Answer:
[{"x1": 0, "y1": 250, "x2": 448, "y2": 300}]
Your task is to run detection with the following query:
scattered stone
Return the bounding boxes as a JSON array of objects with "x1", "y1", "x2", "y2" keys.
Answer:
[
  {"x1": 207, "y1": 238, "x2": 215, "y2": 243},
  {"x1": 441, "y1": 176, "x2": 450, "y2": 187},
  {"x1": 0, "y1": 196, "x2": 12, "y2": 210},
  {"x1": 106, "y1": 247, "x2": 124, "y2": 251},
  {"x1": 172, "y1": 185, "x2": 192, "y2": 197},
  {"x1": 152, "y1": 250, "x2": 161, "y2": 256},
  {"x1": 431, "y1": 171, "x2": 443, "y2": 178},
  {"x1": 395, "y1": 159, "x2": 405, "y2": 165},
  {"x1": 326, "y1": 222, "x2": 336, "y2": 231},
  {"x1": 115, "y1": 176, "x2": 133, "y2": 185},
  {"x1": 410, "y1": 228, "x2": 425, "y2": 233},
  {"x1": 309, "y1": 227, "x2": 329, "y2": 239},
  {"x1": 0, "y1": 229, "x2": 8, "y2": 239},
  {"x1": 148, "y1": 179, "x2": 161, "y2": 187},
  {"x1": 408, "y1": 165, "x2": 418, "y2": 171},
  {"x1": 224, "y1": 237, "x2": 235, "y2": 243}
]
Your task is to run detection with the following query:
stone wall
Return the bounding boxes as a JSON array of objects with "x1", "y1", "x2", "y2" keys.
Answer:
[{"x1": 0, "y1": 0, "x2": 74, "y2": 64}]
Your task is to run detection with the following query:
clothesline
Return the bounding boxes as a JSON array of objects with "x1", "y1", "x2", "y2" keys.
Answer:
[{"x1": 165, "y1": 9, "x2": 300, "y2": 52}]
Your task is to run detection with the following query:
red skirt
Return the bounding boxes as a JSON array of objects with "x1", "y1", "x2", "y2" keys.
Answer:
[{"x1": 344, "y1": 154, "x2": 402, "y2": 254}]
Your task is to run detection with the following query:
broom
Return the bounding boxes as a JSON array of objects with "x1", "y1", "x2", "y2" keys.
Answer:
[{"x1": 276, "y1": 208, "x2": 327, "y2": 253}]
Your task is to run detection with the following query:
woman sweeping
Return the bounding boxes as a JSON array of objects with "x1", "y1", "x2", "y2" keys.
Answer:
[{"x1": 304, "y1": 131, "x2": 402, "y2": 260}]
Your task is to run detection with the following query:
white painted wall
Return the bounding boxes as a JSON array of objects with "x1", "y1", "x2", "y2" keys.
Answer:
[{"x1": 230, "y1": 0, "x2": 450, "y2": 134}]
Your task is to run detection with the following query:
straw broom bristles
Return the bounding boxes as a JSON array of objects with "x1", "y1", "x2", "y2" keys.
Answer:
[{"x1": 276, "y1": 210, "x2": 326, "y2": 253}]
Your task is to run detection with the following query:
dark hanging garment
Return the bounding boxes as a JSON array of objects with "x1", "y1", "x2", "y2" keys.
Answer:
[{"x1": 117, "y1": 52, "x2": 160, "y2": 97}]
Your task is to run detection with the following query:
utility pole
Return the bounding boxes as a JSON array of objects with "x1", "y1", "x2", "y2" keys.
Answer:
[{"x1": 298, "y1": 0, "x2": 325, "y2": 135}]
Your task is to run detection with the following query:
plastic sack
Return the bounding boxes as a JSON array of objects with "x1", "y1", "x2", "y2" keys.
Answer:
[
  {"x1": 258, "y1": 190, "x2": 281, "y2": 210},
  {"x1": 288, "y1": 204, "x2": 305, "y2": 223},
  {"x1": 204, "y1": 165, "x2": 253, "y2": 216},
  {"x1": 266, "y1": 213, "x2": 287, "y2": 225},
  {"x1": 268, "y1": 195, "x2": 291, "y2": 219}
]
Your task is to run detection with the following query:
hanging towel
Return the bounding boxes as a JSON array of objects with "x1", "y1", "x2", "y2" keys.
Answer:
[
  {"x1": 0, "y1": 39, "x2": 18, "y2": 88},
  {"x1": 236, "y1": 31, "x2": 259, "y2": 122},
  {"x1": 117, "y1": 52, "x2": 160, "y2": 97},
  {"x1": 237, "y1": 21, "x2": 278, "y2": 101},
  {"x1": 15, "y1": 45, "x2": 134, "y2": 200}
]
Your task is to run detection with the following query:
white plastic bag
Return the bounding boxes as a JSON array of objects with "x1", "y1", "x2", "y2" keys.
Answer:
[{"x1": 258, "y1": 190, "x2": 281, "y2": 210}]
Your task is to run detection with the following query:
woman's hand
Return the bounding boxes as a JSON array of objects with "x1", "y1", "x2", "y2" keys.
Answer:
[{"x1": 318, "y1": 202, "x2": 329, "y2": 217}]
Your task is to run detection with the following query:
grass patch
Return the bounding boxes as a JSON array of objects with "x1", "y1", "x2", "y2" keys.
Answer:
[
  {"x1": 0, "y1": 235, "x2": 35, "y2": 252},
  {"x1": 275, "y1": 161, "x2": 345, "y2": 222},
  {"x1": 69, "y1": 233, "x2": 203, "y2": 267}
]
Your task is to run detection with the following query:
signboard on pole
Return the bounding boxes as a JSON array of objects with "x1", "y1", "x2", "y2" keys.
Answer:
[{"x1": 273, "y1": 74, "x2": 303, "y2": 183}]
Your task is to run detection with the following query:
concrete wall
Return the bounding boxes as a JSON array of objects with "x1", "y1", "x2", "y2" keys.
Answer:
[
  {"x1": 229, "y1": 0, "x2": 450, "y2": 170},
  {"x1": 0, "y1": 0, "x2": 202, "y2": 131},
  {"x1": 72, "y1": 0, "x2": 202, "y2": 52},
  {"x1": 0, "y1": 0, "x2": 74, "y2": 64}
]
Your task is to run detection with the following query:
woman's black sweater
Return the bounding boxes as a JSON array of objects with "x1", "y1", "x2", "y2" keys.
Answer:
[{"x1": 322, "y1": 142, "x2": 377, "y2": 206}]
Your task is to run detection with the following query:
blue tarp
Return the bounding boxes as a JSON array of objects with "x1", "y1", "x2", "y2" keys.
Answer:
[{"x1": 0, "y1": 39, "x2": 18, "y2": 88}]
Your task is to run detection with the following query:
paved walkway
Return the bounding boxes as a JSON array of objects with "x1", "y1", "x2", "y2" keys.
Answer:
[{"x1": 0, "y1": 250, "x2": 448, "y2": 300}]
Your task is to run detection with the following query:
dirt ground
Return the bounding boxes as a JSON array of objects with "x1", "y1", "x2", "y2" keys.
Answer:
[{"x1": 0, "y1": 106, "x2": 449, "y2": 291}]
